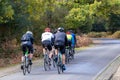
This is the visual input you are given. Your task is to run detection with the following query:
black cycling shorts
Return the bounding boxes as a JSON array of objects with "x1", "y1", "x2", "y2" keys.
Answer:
[
  {"x1": 54, "y1": 40, "x2": 65, "y2": 54},
  {"x1": 67, "y1": 40, "x2": 72, "y2": 47},
  {"x1": 42, "y1": 40, "x2": 52, "y2": 51},
  {"x1": 21, "y1": 44, "x2": 33, "y2": 55}
]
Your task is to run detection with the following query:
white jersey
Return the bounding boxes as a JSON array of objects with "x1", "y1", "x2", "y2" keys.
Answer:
[{"x1": 41, "y1": 32, "x2": 54, "y2": 42}]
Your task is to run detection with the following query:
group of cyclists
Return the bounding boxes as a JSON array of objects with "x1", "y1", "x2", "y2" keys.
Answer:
[{"x1": 20, "y1": 27, "x2": 76, "y2": 71}]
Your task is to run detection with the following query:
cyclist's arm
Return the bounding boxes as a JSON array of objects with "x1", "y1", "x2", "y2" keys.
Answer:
[
  {"x1": 65, "y1": 35, "x2": 68, "y2": 46},
  {"x1": 74, "y1": 34, "x2": 76, "y2": 44},
  {"x1": 30, "y1": 36, "x2": 34, "y2": 44}
]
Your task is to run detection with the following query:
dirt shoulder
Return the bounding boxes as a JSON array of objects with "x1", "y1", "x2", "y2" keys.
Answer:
[{"x1": 0, "y1": 59, "x2": 43, "y2": 77}]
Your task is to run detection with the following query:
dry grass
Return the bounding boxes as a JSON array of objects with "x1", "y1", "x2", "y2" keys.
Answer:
[{"x1": 76, "y1": 35, "x2": 93, "y2": 47}]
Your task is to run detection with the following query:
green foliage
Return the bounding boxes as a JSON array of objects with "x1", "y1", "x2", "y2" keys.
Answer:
[
  {"x1": 65, "y1": 0, "x2": 101, "y2": 33},
  {"x1": 0, "y1": 0, "x2": 120, "y2": 44},
  {"x1": 0, "y1": 0, "x2": 14, "y2": 23},
  {"x1": 94, "y1": 0, "x2": 120, "y2": 32}
]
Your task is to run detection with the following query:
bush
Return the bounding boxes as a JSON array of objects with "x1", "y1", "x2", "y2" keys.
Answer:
[
  {"x1": 76, "y1": 35, "x2": 93, "y2": 47},
  {"x1": 87, "y1": 32, "x2": 108, "y2": 38},
  {"x1": 109, "y1": 31, "x2": 120, "y2": 39}
]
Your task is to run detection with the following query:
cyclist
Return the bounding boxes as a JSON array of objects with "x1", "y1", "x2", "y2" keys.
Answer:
[
  {"x1": 66, "y1": 31, "x2": 72, "y2": 47},
  {"x1": 54, "y1": 27, "x2": 67, "y2": 70},
  {"x1": 70, "y1": 30, "x2": 76, "y2": 52},
  {"x1": 41, "y1": 27, "x2": 54, "y2": 63},
  {"x1": 21, "y1": 31, "x2": 34, "y2": 69}
]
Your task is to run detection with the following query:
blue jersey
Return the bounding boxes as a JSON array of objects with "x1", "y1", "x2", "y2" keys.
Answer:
[{"x1": 71, "y1": 33, "x2": 76, "y2": 46}]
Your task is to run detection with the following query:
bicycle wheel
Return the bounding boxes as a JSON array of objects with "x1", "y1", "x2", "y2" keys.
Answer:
[
  {"x1": 52, "y1": 53, "x2": 56, "y2": 68},
  {"x1": 65, "y1": 49, "x2": 70, "y2": 64},
  {"x1": 71, "y1": 48, "x2": 75, "y2": 60},
  {"x1": 57, "y1": 53, "x2": 63, "y2": 74},
  {"x1": 44, "y1": 54, "x2": 51, "y2": 71},
  {"x1": 27, "y1": 60, "x2": 32, "y2": 73},
  {"x1": 22, "y1": 57, "x2": 27, "y2": 75}
]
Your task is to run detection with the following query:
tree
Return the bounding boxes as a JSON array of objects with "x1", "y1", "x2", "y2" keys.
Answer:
[
  {"x1": 65, "y1": 0, "x2": 101, "y2": 33},
  {"x1": 0, "y1": 0, "x2": 14, "y2": 23}
]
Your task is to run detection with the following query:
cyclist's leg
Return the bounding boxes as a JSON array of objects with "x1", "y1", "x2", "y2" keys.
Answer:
[
  {"x1": 54, "y1": 45, "x2": 59, "y2": 62},
  {"x1": 28, "y1": 44, "x2": 33, "y2": 65},
  {"x1": 47, "y1": 43, "x2": 53, "y2": 65},
  {"x1": 72, "y1": 44, "x2": 75, "y2": 54},
  {"x1": 60, "y1": 45, "x2": 66, "y2": 70},
  {"x1": 47, "y1": 42, "x2": 52, "y2": 58},
  {"x1": 42, "y1": 41, "x2": 47, "y2": 56}
]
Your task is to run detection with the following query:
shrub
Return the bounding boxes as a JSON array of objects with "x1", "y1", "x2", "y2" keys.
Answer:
[
  {"x1": 76, "y1": 35, "x2": 93, "y2": 47},
  {"x1": 109, "y1": 31, "x2": 120, "y2": 38},
  {"x1": 87, "y1": 32, "x2": 108, "y2": 38}
]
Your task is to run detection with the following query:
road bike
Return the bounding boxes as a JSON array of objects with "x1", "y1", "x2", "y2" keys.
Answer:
[
  {"x1": 65, "y1": 46, "x2": 74, "y2": 64},
  {"x1": 51, "y1": 49, "x2": 56, "y2": 68},
  {"x1": 22, "y1": 50, "x2": 32, "y2": 75},
  {"x1": 56, "y1": 47, "x2": 64, "y2": 74},
  {"x1": 71, "y1": 47, "x2": 75, "y2": 60},
  {"x1": 43, "y1": 47, "x2": 51, "y2": 71}
]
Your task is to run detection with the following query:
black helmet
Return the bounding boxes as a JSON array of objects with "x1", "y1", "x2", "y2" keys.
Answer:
[
  {"x1": 69, "y1": 30, "x2": 73, "y2": 33},
  {"x1": 58, "y1": 27, "x2": 64, "y2": 32},
  {"x1": 53, "y1": 29, "x2": 57, "y2": 34}
]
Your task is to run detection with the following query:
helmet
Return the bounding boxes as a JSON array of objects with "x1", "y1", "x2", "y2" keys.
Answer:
[
  {"x1": 58, "y1": 27, "x2": 64, "y2": 32},
  {"x1": 69, "y1": 30, "x2": 73, "y2": 33},
  {"x1": 26, "y1": 31, "x2": 33, "y2": 35},
  {"x1": 53, "y1": 29, "x2": 57, "y2": 34},
  {"x1": 66, "y1": 31, "x2": 71, "y2": 34},
  {"x1": 45, "y1": 27, "x2": 51, "y2": 32}
]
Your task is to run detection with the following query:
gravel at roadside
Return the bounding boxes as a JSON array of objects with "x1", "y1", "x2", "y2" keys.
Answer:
[{"x1": 111, "y1": 64, "x2": 120, "y2": 80}]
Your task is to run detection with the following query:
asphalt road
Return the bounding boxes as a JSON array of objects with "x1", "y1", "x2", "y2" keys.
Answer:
[{"x1": 0, "y1": 38, "x2": 120, "y2": 80}]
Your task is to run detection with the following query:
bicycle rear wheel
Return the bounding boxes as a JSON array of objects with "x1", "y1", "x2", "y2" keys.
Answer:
[
  {"x1": 44, "y1": 54, "x2": 51, "y2": 71},
  {"x1": 71, "y1": 48, "x2": 75, "y2": 60},
  {"x1": 65, "y1": 49, "x2": 70, "y2": 64},
  {"x1": 22, "y1": 57, "x2": 27, "y2": 75},
  {"x1": 52, "y1": 53, "x2": 56, "y2": 68},
  {"x1": 27, "y1": 61, "x2": 32, "y2": 73},
  {"x1": 57, "y1": 54, "x2": 63, "y2": 74}
]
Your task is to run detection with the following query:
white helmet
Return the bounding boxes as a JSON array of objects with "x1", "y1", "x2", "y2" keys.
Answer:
[{"x1": 26, "y1": 31, "x2": 33, "y2": 35}]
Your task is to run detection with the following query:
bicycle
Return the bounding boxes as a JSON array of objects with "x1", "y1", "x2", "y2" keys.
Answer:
[
  {"x1": 65, "y1": 46, "x2": 71, "y2": 64},
  {"x1": 22, "y1": 50, "x2": 32, "y2": 75},
  {"x1": 56, "y1": 47, "x2": 64, "y2": 74},
  {"x1": 43, "y1": 47, "x2": 51, "y2": 71},
  {"x1": 71, "y1": 47, "x2": 75, "y2": 60},
  {"x1": 65, "y1": 46, "x2": 74, "y2": 64},
  {"x1": 51, "y1": 49, "x2": 56, "y2": 68}
]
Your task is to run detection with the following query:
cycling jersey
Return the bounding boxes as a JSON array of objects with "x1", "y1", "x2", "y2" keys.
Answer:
[
  {"x1": 71, "y1": 33, "x2": 76, "y2": 47},
  {"x1": 54, "y1": 31, "x2": 67, "y2": 54},
  {"x1": 21, "y1": 33, "x2": 34, "y2": 54},
  {"x1": 54, "y1": 31, "x2": 67, "y2": 44},
  {"x1": 66, "y1": 34, "x2": 72, "y2": 41},
  {"x1": 21, "y1": 33, "x2": 34, "y2": 46},
  {"x1": 41, "y1": 32, "x2": 54, "y2": 42}
]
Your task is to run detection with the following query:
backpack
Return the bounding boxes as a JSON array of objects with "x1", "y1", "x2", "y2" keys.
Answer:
[{"x1": 21, "y1": 34, "x2": 30, "y2": 41}]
